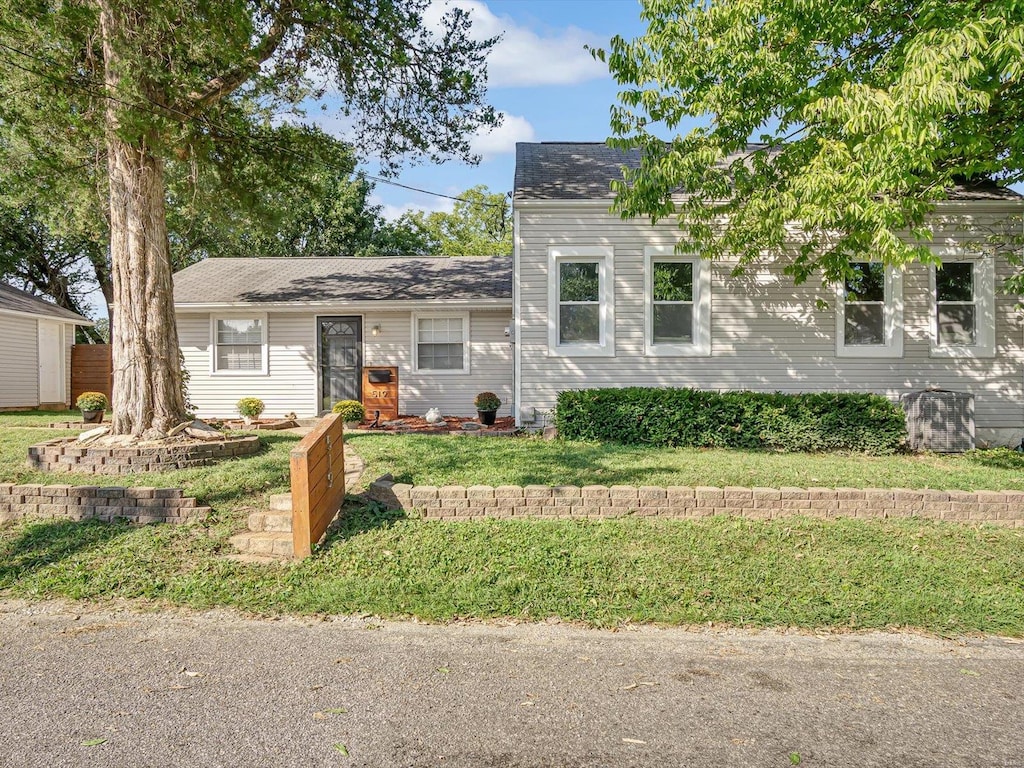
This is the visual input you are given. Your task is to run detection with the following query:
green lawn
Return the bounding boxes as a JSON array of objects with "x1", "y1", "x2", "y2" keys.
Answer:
[
  {"x1": 0, "y1": 409, "x2": 86, "y2": 427},
  {"x1": 347, "y1": 433, "x2": 1024, "y2": 491},
  {"x1": 2, "y1": 416, "x2": 1024, "y2": 634}
]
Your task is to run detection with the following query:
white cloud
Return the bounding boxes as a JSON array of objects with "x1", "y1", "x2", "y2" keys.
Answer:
[
  {"x1": 425, "y1": 0, "x2": 609, "y2": 88},
  {"x1": 471, "y1": 112, "x2": 535, "y2": 160},
  {"x1": 372, "y1": 195, "x2": 455, "y2": 222}
]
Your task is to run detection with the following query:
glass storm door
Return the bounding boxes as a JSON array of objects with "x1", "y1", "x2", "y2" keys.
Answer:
[{"x1": 319, "y1": 317, "x2": 362, "y2": 412}]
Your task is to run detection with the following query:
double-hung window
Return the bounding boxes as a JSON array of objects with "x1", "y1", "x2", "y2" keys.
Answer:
[
  {"x1": 212, "y1": 316, "x2": 267, "y2": 374},
  {"x1": 644, "y1": 246, "x2": 711, "y2": 356},
  {"x1": 836, "y1": 262, "x2": 903, "y2": 357},
  {"x1": 414, "y1": 314, "x2": 470, "y2": 373},
  {"x1": 930, "y1": 256, "x2": 994, "y2": 358},
  {"x1": 548, "y1": 246, "x2": 614, "y2": 356}
]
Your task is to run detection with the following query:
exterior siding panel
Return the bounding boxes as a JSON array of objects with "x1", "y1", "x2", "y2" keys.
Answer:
[
  {"x1": 516, "y1": 208, "x2": 1024, "y2": 443},
  {"x1": 0, "y1": 315, "x2": 39, "y2": 408}
]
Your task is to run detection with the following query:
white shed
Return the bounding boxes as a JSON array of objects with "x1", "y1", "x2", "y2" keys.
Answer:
[{"x1": 0, "y1": 283, "x2": 92, "y2": 410}]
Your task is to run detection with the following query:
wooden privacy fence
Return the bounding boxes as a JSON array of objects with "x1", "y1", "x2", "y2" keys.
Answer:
[
  {"x1": 71, "y1": 344, "x2": 112, "y2": 405},
  {"x1": 290, "y1": 413, "x2": 346, "y2": 558}
]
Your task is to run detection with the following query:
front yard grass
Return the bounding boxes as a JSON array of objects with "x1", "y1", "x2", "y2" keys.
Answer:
[
  {"x1": 1, "y1": 417, "x2": 1023, "y2": 635},
  {"x1": 347, "y1": 433, "x2": 1024, "y2": 491}
]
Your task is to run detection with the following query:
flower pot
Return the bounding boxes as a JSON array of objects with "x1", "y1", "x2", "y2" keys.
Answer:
[
  {"x1": 477, "y1": 410, "x2": 497, "y2": 426},
  {"x1": 344, "y1": 421, "x2": 361, "y2": 430},
  {"x1": 81, "y1": 409, "x2": 104, "y2": 424}
]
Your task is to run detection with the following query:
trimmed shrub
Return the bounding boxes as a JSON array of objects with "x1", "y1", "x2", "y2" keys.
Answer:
[
  {"x1": 236, "y1": 397, "x2": 265, "y2": 419},
  {"x1": 332, "y1": 399, "x2": 366, "y2": 423},
  {"x1": 555, "y1": 388, "x2": 907, "y2": 454}
]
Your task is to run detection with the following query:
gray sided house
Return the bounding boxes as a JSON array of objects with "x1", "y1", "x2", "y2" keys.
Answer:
[
  {"x1": 0, "y1": 283, "x2": 91, "y2": 410},
  {"x1": 513, "y1": 142, "x2": 1024, "y2": 446},
  {"x1": 172, "y1": 256, "x2": 513, "y2": 420}
]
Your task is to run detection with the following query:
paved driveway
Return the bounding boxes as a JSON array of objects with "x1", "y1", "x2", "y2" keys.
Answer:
[{"x1": 1, "y1": 600, "x2": 1022, "y2": 767}]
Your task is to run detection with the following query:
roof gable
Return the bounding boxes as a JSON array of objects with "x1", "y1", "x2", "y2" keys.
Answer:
[{"x1": 0, "y1": 283, "x2": 91, "y2": 323}]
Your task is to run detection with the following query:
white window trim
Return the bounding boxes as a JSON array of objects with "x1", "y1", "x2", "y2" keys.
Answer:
[
  {"x1": 834, "y1": 266, "x2": 903, "y2": 358},
  {"x1": 644, "y1": 246, "x2": 711, "y2": 357},
  {"x1": 929, "y1": 253, "x2": 995, "y2": 359},
  {"x1": 411, "y1": 311, "x2": 471, "y2": 375},
  {"x1": 547, "y1": 246, "x2": 615, "y2": 357},
  {"x1": 210, "y1": 313, "x2": 269, "y2": 375}
]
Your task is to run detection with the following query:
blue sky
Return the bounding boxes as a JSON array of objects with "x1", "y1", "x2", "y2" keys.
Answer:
[{"x1": 350, "y1": 0, "x2": 649, "y2": 218}]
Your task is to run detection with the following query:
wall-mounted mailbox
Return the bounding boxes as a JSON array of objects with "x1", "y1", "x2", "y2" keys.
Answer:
[{"x1": 362, "y1": 366, "x2": 399, "y2": 422}]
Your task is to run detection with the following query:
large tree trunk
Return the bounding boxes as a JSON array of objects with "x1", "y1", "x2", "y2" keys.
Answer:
[{"x1": 100, "y1": 2, "x2": 186, "y2": 438}]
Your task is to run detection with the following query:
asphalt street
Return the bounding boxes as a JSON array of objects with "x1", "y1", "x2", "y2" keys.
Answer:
[{"x1": 1, "y1": 599, "x2": 1022, "y2": 767}]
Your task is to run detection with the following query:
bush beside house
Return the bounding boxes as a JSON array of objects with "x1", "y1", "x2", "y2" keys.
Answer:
[{"x1": 555, "y1": 388, "x2": 907, "y2": 454}]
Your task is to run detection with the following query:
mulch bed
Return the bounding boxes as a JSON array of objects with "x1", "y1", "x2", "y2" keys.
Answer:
[{"x1": 360, "y1": 415, "x2": 517, "y2": 435}]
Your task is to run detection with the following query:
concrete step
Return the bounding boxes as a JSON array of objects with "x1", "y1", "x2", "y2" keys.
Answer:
[
  {"x1": 269, "y1": 493, "x2": 293, "y2": 512},
  {"x1": 247, "y1": 510, "x2": 293, "y2": 533},
  {"x1": 228, "y1": 531, "x2": 293, "y2": 559}
]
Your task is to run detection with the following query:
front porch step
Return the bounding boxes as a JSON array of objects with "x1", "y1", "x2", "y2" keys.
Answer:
[
  {"x1": 228, "y1": 531, "x2": 293, "y2": 559},
  {"x1": 247, "y1": 510, "x2": 292, "y2": 533}
]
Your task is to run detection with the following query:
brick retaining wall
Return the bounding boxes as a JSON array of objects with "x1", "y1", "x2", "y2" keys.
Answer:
[
  {"x1": 0, "y1": 484, "x2": 211, "y2": 525},
  {"x1": 27, "y1": 435, "x2": 261, "y2": 475},
  {"x1": 367, "y1": 480, "x2": 1024, "y2": 527}
]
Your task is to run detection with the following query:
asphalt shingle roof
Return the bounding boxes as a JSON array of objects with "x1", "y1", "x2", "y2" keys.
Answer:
[
  {"x1": 0, "y1": 283, "x2": 91, "y2": 323},
  {"x1": 514, "y1": 142, "x2": 1022, "y2": 202},
  {"x1": 172, "y1": 256, "x2": 513, "y2": 305}
]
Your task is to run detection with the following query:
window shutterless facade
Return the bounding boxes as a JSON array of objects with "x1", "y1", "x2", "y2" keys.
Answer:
[
  {"x1": 413, "y1": 313, "x2": 470, "y2": 373},
  {"x1": 211, "y1": 315, "x2": 267, "y2": 374},
  {"x1": 835, "y1": 263, "x2": 903, "y2": 358},
  {"x1": 930, "y1": 255, "x2": 994, "y2": 358},
  {"x1": 547, "y1": 246, "x2": 614, "y2": 356},
  {"x1": 644, "y1": 246, "x2": 711, "y2": 356}
]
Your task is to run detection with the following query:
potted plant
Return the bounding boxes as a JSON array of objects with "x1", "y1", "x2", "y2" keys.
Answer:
[
  {"x1": 236, "y1": 397, "x2": 265, "y2": 425},
  {"x1": 332, "y1": 399, "x2": 366, "y2": 429},
  {"x1": 474, "y1": 391, "x2": 501, "y2": 426},
  {"x1": 76, "y1": 391, "x2": 108, "y2": 424}
]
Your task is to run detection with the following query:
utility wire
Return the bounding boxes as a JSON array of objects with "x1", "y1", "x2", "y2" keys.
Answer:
[{"x1": 0, "y1": 41, "x2": 509, "y2": 210}]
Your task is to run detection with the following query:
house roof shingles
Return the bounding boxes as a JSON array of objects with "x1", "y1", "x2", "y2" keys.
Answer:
[
  {"x1": 513, "y1": 142, "x2": 1022, "y2": 202},
  {"x1": 172, "y1": 256, "x2": 513, "y2": 305},
  {"x1": 0, "y1": 282, "x2": 90, "y2": 323}
]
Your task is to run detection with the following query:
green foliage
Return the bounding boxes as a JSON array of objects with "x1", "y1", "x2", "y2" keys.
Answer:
[
  {"x1": 473, "y1": 391, "x2": 502, "y2": 411},
  {"x1": 332, "y1": 400, "x2": 366, "y2": 423},
  {"x1": 75, "y1": 392, "x2": 108, "y2": 412},
  {"x1": 398, "y1": 186, "x2": 512, "y2": 256},
  {"x1": 235, "y1": 398, "x2": 265, "y2": 420},
  {"x1": 555, "y1": 388, "x2": 907, "y2": 454},
  {"x1": 595, "y1": 0, "x2": 1024, "y2": 286}
]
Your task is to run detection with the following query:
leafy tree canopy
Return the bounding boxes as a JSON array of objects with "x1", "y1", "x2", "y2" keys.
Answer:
[
  {"x1": 397, "y1": 185, "x2": 512, "y2": 256},
  {"x1": 597, "y1": 0, "x2": 1024, "y2": 286}
]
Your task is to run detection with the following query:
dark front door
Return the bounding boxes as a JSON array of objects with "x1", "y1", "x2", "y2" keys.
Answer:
[{"x1": 318, "y1": 316, "x2": 362, "y2": 413}]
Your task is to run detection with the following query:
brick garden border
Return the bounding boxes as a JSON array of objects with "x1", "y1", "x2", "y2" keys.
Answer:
[
  {"x1": 367, "y1": 479, "x2": 1024, "y2": 527},
  {"x1": 0, "y1": 484, "x2": 210, "y2": 526},
  {"x1": 27, "y1": 435, "x2": 261, "y2": 475}
]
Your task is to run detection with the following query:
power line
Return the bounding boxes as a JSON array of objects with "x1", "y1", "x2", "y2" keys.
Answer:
[{"x1": 0, "y1": 41, "x2": 509, "y2": 210}]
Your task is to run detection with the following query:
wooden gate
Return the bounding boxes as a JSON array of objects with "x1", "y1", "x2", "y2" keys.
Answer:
[
  {"x1": 71, "y1": 344, "x2": 112, "y2": 405},
  {"x1": 290, "y1": 413, "x2": 346, "y2": 558}
]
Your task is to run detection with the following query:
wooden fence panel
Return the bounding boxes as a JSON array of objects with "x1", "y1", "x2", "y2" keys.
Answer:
[
  {"x1": 71, "y1": 344, "x2": 112, "y2": 405},
  {"x1": 290, "y1": 413, "x2": 346, "y2": 558}
]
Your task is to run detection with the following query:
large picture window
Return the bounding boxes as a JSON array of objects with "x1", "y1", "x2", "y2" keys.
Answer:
[
  {"x1": 212, "y1": 316, "x2": 266, "y2": 373},
  {"x1": 414, "y1": 314, "x2": 469, "y2": 373},
  {"x1": 644, "y1": 247, "x2": 711, "y2": 356},
  {"x1": 547, "y1": 246, "x2": 614, "y2": 356},
  {"x1": 835, "y1": 263, "x2": 902, "y2": 358}
]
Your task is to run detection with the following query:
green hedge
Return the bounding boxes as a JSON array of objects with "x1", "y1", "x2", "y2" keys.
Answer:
[{"x1": 555, "y1": 388, "x2": 907, "y2": 454}]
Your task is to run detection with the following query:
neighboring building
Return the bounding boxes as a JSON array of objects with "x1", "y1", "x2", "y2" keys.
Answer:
[
  {"x1": 0, "y1": 283, "x2": 91, "y2": 410},
  {"x1": 172, "y1": 142, "x2": 1024, "y2": 446},
  {"x1": 172, "y1": 256, "x2": 513, "y2": 420},
  {"x1": 512, "y1": 142, "x2": 1024, "y2": 446}
]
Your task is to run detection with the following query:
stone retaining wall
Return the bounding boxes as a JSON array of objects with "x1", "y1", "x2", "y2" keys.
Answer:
[
  {"x1": 0, "y1": 484, "x2": 211, "y2": 525},
  {"x1": 27, "y1": 435, "x2": 261, "y2": 475},
  {"x1": 367, "y1": 480, "x2": 1024, "y2": 526}
]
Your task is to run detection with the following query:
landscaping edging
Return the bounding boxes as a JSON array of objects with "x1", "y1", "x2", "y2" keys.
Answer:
[
  {"x1": 367, "y1": 480, "x2": 1024, "y2": 526},
  {"x1": 27, "y1": 435, "x2": 261, "y2": 475},
  {"x1": 0, "y1": 484, "x2": 211, "y2": 525}
]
